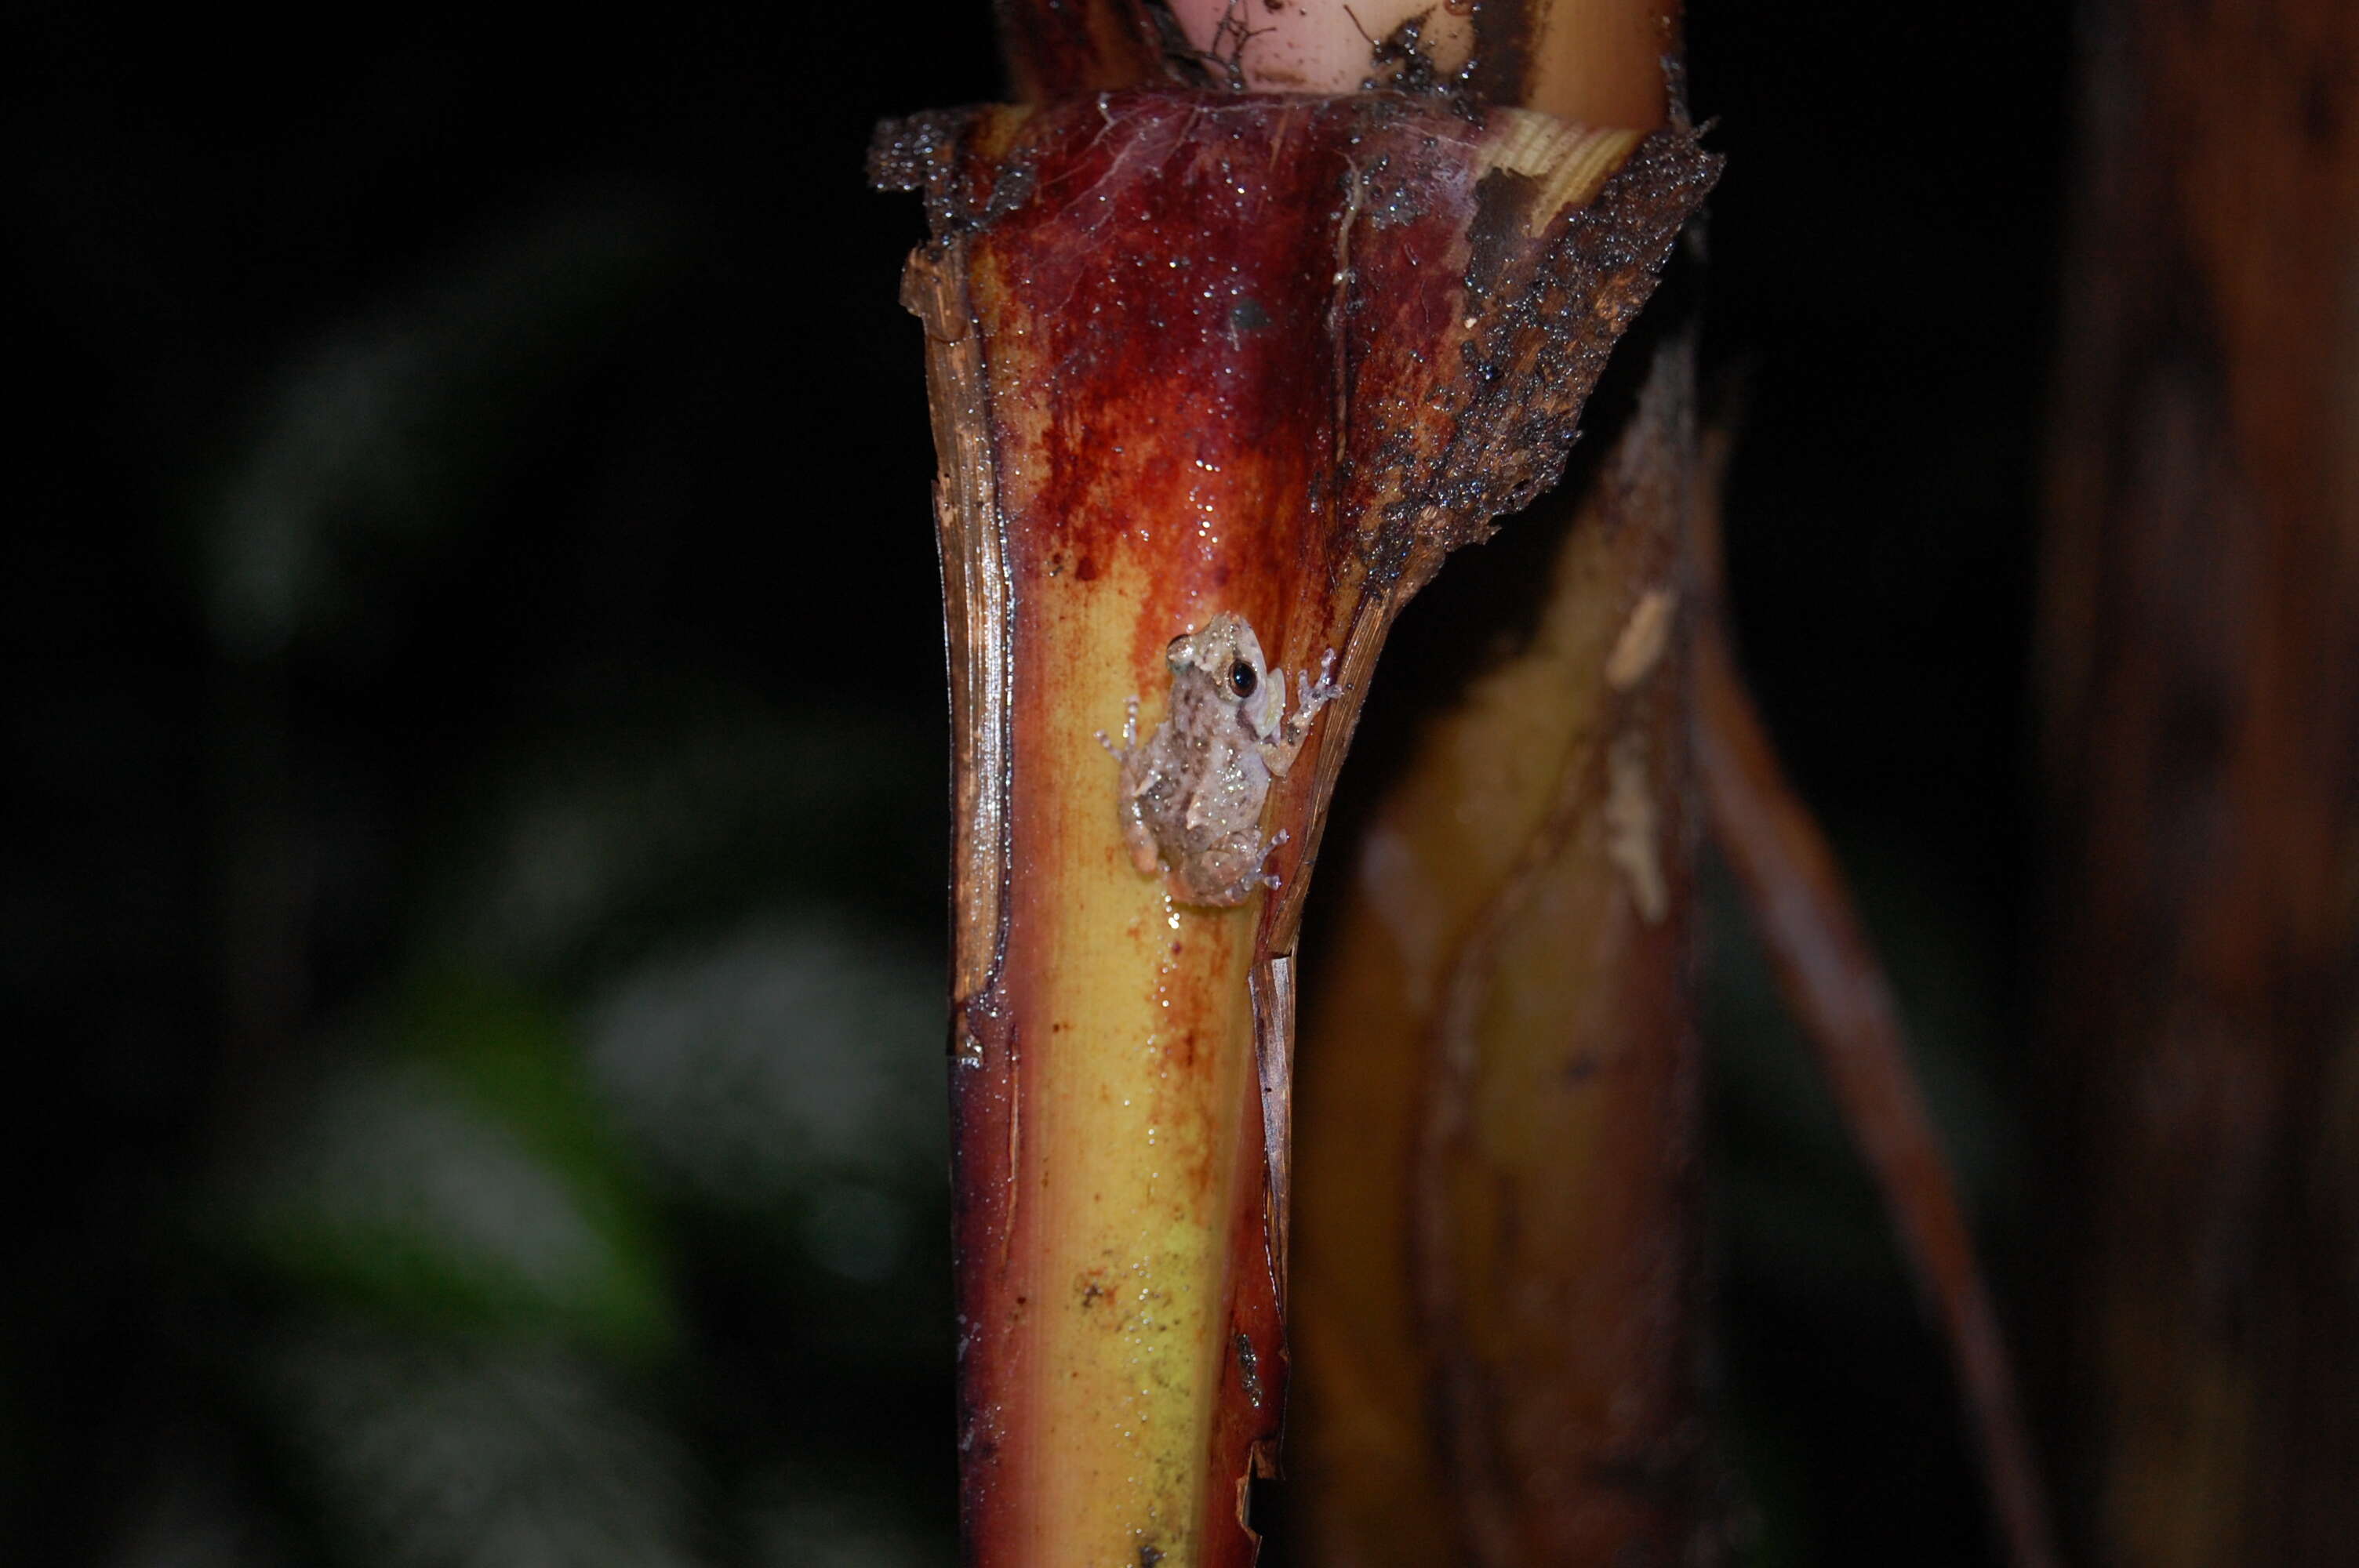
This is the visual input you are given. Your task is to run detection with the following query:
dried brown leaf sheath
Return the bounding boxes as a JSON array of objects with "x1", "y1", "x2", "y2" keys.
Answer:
[
  {"x1": 875, "y1": 92, "x2": 1715, "y2": 1567},
  {"x1": 1292, "y1": 330, "x2": 1713, "y2": 1566}
]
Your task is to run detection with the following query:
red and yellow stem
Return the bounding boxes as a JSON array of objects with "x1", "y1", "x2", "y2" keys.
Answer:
[{"x1": 885, "y1": 85, "x2": 1712, "y2": 1565}]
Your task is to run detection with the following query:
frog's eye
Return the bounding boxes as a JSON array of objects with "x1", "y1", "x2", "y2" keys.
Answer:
[{"x1": 1228, "y1": 661, "x2": 1258, "y2": 699}]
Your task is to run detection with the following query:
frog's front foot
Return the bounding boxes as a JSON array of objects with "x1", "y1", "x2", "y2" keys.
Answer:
[
  {"x1": 1302, "y1": 650, "x2": 1341, "y2": 711},
  {"x1": 1256, "y1": 827, "x2": 1292, "y2": 891},
  {"x1": 1096, "y1": 694, "x2": 1142, "y2": 758}
]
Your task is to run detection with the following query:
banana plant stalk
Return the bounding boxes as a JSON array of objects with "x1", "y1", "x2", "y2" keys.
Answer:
[{"x1": 874, "y1": 31, "x2": 1715, "y2": 1563}]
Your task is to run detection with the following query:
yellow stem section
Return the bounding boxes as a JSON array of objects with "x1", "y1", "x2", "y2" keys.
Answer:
[{"x1": 1009, "y1": 564, "x2": 1262, "y2": 1567}]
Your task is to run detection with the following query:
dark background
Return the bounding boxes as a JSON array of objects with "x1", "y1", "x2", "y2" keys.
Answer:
[{"x1": 5, "y1": 2, "x2": 2066, "y2": 1563}]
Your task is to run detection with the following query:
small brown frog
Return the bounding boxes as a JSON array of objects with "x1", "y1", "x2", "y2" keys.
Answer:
[{"x1": 1102, "y1": 612, "x2": 1339, "y2": 906}]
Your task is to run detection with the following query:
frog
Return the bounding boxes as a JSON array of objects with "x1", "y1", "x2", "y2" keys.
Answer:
[{"x1": 1100, "y1": 612, "x2": 1340, "y2": 906}]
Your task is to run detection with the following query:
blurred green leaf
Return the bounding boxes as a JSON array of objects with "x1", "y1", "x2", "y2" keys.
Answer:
[
  {"x1": 264, "y1": 1324, "x2": 694, "y2": 1568},
  {"x1": 228, "y1": 979, "x2": 674, "y2": 1358},
  {"x1": 420, "y1": 687, "x2": 941, "y2": 982},
  {"x1": 581, "y1": 913, "x2": 951, "y2": 1363},
  {"x1": 200, "y1": 197, "x2": 677, "y2": 660}
]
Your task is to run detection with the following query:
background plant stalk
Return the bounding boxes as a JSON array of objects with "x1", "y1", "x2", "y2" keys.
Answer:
[{"x1": 1293, "y1": 317, "x2": 1712, "y2": 1566}]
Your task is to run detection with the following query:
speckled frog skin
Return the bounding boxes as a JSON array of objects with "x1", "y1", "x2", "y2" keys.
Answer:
[{"x1": 1103, "y1": 612, "x2": 1339, "y2": 906}]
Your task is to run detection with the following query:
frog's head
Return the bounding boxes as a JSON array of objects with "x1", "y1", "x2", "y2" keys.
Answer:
[{"x1": 1169, "y1": 612, "x2": 1279, "y2": 738}]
